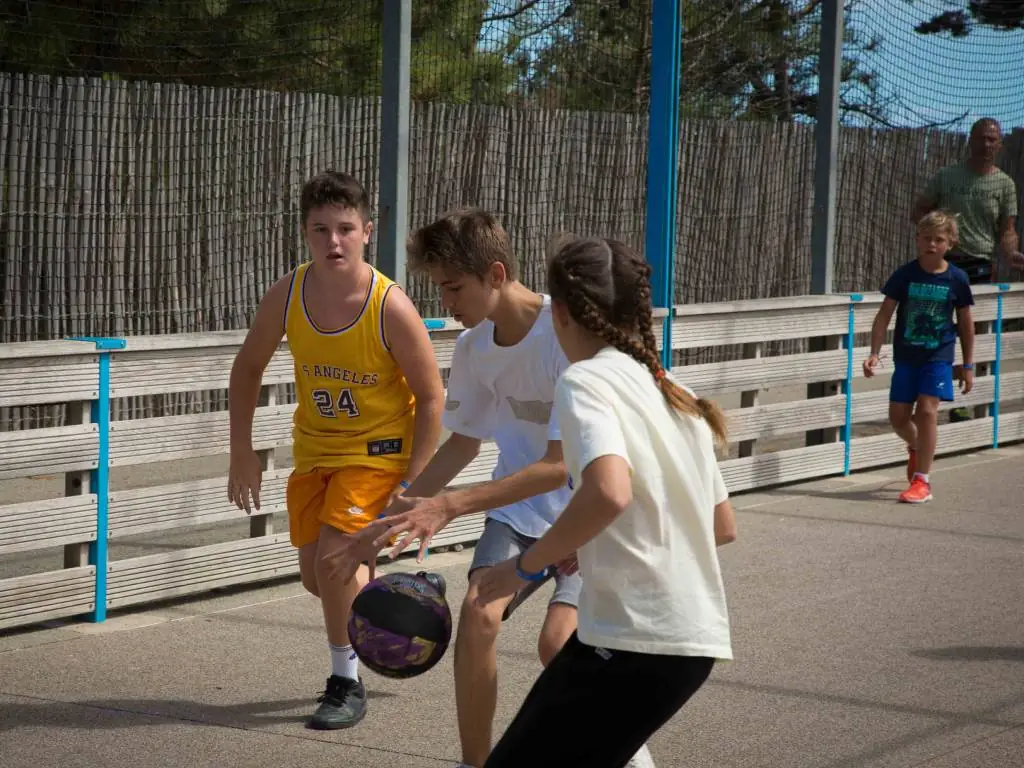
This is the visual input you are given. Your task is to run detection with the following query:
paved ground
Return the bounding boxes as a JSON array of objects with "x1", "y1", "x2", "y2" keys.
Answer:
[{"x1": 2, "y1": 445, "x2": 1022, "y2": 768}]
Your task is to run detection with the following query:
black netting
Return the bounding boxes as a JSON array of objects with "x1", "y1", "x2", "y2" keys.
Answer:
[
  {"x1": 3, "y1": 1, "x2": 1022, "y2": 342},
  {"x1": 834, "y1": 0, "x2": 1024, "y2": 292}
]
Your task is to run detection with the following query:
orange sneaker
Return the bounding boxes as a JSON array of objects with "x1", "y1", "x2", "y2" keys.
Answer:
[
  {"x1": 906, "y1": 447, "x2": 917, "y2": 482},
  {"x1": 899, "y1": 476, "x2": 932, "y2": 504}
]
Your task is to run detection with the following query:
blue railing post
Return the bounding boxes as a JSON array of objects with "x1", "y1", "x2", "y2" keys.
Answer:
[
  {"x1": 843, "y1": 295, "x2": 863, "y2": 475},
  {"x1": 69, "y1": 335, "x2": 127, "y2": 623},
  {"x1": 992, "y1": 284, "x2": 1009, "y2": 449},
  {"x1": 645, "y1": 0, "x2": 683, "y2": 370}
]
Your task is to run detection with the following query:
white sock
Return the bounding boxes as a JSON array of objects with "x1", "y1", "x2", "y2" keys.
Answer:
[
  {"x1": 330, "y1": 643, "x2": 359, "y2": 681},
  {"x1": 913, "y1": 472, "x2": 930, "y2": 484}
]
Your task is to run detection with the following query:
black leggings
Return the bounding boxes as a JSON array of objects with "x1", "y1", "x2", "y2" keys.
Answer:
[{"x1": 484, "y1": 631, "x2": 715, "y2": 768}]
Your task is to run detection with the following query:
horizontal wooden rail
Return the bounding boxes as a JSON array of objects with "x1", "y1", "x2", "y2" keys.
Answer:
[{"x1": 1, "y1": 288, "x2": 1022, "y2": 631}]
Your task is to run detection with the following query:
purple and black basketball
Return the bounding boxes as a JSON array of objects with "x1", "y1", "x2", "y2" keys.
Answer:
[{"x1": 348, "y1": 571, "x2": 452, "y2": 679}]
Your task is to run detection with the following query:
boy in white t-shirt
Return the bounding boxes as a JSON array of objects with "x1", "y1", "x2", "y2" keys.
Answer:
[
  {"x1": 322, "y1": 210, "x2": 654, "y2": 768},
  {"x1": 476, "y1": 235, "x2": 736, "y2": 767}
]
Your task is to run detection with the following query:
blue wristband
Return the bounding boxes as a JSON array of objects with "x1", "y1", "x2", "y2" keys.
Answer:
[
  {"x1": 962, "y1": 363, "x2": 974, "y2": 370},
  {"x1": 399, "y1": 480, "x2": 411, "y2": 490},
  {"x1": 515, "y1": 554, "x2": 548, "y2": 582}
]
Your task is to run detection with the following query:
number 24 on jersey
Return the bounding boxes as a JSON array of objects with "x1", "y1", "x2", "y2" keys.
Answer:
[{"x1": 312, "y1": 388, "x2": 360, "y2": 419}]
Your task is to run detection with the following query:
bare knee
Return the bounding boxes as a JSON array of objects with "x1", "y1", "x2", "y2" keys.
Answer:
[
  {"x1": 889, "y1": 403, "x2": 913, "y2": 429},
  {"x1": 538, "y1": 603, "x2": 577, "y2": 667},
  {"x1": 314, "y1": 527, "x2": 368, "y2": 596},
  {"x1": 457, "y1": 576, "x2": 503, "y2": 652},
  {"x1": 914, "y1": 396, "x2": 940, "y2": 421}
]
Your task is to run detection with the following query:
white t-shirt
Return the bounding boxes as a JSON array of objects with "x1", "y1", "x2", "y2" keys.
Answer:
[
  {"x1": 557, "y1": 346, "x2": 733, "y2": 660},
  {"x1": 443, "y1": 295, "x2": 572, "y2": 539}
]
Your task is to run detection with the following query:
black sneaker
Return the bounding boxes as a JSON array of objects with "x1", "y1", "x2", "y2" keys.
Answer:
[
  {"x1": 417, "y1": 571, "x2": 446, "y2": 598},
  {"x1": 307, "y1": 675, "x2": 367, "y2": 730}
]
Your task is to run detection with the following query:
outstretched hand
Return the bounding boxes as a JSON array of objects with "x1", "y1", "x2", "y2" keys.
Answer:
[
  {"x1": 319, "y1": 524, "x2": 387, "y2": 584},
  {"x1": 373, "y1": 494, "x2": 455, "y2": 562}
]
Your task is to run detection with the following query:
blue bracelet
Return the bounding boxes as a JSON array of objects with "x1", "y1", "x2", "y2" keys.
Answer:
[
  {"x1": 399, "y1": 480, "x2": 411, "y2": 490},
  {"x1": 962, "y1": 363, "x2": 974, "y2": 371},
  {"x1": 515, "y1": 554, "x2": 548, "y2": 582}
]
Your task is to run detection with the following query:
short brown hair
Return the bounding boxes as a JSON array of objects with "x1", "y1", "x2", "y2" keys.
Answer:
[
  {"x1": 300, "y1": 170, "x2": 372, "y2": 226},
  {"x1": 407, "y1": 207, "x2": 517, "y2": 280}
]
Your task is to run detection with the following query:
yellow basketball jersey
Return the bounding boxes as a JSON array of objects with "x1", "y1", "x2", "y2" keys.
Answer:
[{"x1": 284, "y1": 262, "x2": 416, "y2": 474}]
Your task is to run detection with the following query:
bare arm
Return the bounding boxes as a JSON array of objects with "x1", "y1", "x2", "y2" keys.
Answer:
[
  {"x1": 444, "y1": 440, "x2": 567, "y2": 522},
  {"x1": 1000, "y1": 215, "x2": 1020, "y2": 260},
  {"x1": 403, "y1": 431, "x2": 482, "y2": 498},
  {"x1": 229, "y1": 275, "x2": 290, "y2": 455},
  {"x1": 227, "y1": 274, "x2": 290, "y2": 511},
  {"x1": 956, "y1": 305, "x2": 975, "y2": 366},
  {"x1": 383, "y1": 287, "x2": 445, "y2": 485},
  {"x1": 519, "y1": 454, "x2": 630, "y2": 574},
  {"x1": 714, "y1": 499, "x2": 737, "y2": 546},
  {"x1": 371, "y1": 437, "x2": 566, "y2": 563},
  {"x1": 870, "y1": 297, "x2": 898, "y2": 356}
]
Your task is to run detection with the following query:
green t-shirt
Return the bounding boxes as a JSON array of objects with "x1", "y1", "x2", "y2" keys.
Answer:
[{"x1": 924, "y1": 164, "x2": 1018, "y2": 260}]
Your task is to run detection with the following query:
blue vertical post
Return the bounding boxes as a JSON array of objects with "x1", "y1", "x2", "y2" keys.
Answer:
[
  {"x1": 992, "y1": 284, "x2": 1009, "y2": 448},
  {"x1": 645, "y1": 0, "x2": 683, "y2": 369},
  {"x1": 843, "y1": 295, "x2": 863, "y2": 474},
  {"x1": 70, "y1": 335, "x2": 127, "y2": 623}
]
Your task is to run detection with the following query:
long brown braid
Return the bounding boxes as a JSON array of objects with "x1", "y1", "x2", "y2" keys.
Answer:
[{"x1": 548, "y1": 236, "x2": 728, "y2": 446}]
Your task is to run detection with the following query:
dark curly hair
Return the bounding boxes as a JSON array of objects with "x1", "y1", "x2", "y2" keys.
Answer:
[
  {"x1": 300, "y1": 170, "x2": 372, "y2": 226},
  {"x1": 547, "y1": 235, "x2": 727, "y2": 446}
]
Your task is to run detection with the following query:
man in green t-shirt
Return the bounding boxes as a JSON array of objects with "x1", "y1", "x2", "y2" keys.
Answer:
[
  {"x1": 912, "y1": 117, "x2": 1022, "y2": 422},
  {"x1": 913, "y1": 117, "x2": 1023, "y2": 284}
]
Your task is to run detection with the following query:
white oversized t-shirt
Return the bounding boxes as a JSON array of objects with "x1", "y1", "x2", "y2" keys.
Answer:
[
  {"x1": 443, "y1": 295, "x2": 572, "y2": 539},
  {"x1": 557, "y1": 346, "x2": 732, "y2": 659}
]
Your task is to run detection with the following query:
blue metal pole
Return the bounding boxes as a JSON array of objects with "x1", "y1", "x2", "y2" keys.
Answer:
[
  {"x1": 843, "y1": 294, "x2": 863, "y2": 474},
  {"x1": 645, "y1": 0, "x2": 683, "y2": 370},
  {"x1": 70, "y1": 335, "x2": 127, "y2": 623}
]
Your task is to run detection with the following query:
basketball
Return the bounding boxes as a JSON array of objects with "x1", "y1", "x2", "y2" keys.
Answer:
[{"x1": 348, "y1": 571, "x2": 452, "y2": 679}]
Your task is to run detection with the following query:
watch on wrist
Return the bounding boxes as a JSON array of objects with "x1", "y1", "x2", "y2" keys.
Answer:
[{"x1": 515, "y1": 553, "x2": 548, "y2": 582}]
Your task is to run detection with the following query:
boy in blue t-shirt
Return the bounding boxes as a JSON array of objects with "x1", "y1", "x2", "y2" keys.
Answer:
[{"x1": 864, "y1": 210, "x2": 975, "y2": 503}]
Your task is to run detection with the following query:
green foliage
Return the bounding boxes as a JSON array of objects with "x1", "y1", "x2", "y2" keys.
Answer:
[
  {"x1": 0, "y1": 0, "x2": 888, "y2": 122},
  {"x1": 912, "y1": 1, "x2": 1024, "y2": 36}
]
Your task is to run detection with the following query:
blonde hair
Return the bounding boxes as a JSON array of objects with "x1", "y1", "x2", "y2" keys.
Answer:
[{"x1": 916, "y1": 209, "x2": 959, "y2": 245}]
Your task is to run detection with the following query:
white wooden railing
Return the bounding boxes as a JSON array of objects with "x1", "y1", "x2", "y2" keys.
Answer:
[{"x1": 2, "y1": 286, "x2": 1023, "y2": 631}]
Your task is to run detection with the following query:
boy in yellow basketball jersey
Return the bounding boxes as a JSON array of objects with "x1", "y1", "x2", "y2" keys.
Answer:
[{"x1": 227, "y1": 171, "x2": 444, "y2": 730}]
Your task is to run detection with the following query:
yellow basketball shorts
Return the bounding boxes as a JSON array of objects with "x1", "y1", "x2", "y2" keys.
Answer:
[{"x1": 286, "y1": 466, "x2": 405, "y2": 548}]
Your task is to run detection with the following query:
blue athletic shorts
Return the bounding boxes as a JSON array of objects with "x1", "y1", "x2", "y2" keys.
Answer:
[{"x1": 889, "y1": 361, "x2": 955, "y2": 404}]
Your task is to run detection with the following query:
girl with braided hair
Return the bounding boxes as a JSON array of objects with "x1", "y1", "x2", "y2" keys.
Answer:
[{"x1": 477, "y1": 235, "x2": 736, "y2": 768}]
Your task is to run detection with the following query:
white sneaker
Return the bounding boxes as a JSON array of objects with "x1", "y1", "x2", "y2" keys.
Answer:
[{"x1": 626, "y1": 743, "x2": 657, "y2": 768}]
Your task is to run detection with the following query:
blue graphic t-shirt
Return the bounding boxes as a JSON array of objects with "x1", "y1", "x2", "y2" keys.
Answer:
[{"x1": 882, "y1": 260, "x2": 973, "y2": 365}]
